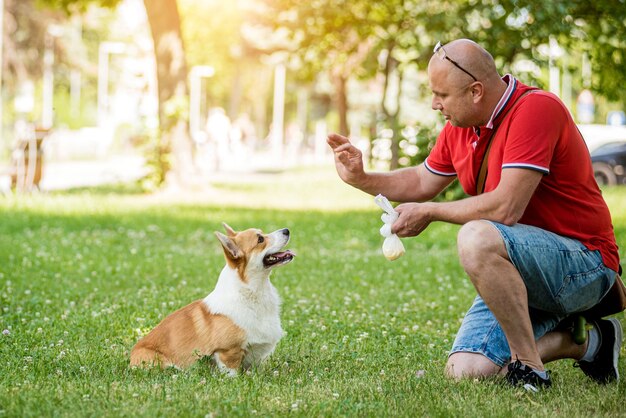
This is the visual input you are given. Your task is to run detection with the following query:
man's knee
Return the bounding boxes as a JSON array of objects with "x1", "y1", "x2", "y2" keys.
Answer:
[
  {"x1": 457, "y1": 221, "x2": 506, "y2": 273},
  {"x1": 446, "y1": 352, "x2": 502, "y2": 379}
]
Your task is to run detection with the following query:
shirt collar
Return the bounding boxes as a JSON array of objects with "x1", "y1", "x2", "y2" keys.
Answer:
[{"x1": 485, "y1": 74, "x2": 517, "y2": 129}]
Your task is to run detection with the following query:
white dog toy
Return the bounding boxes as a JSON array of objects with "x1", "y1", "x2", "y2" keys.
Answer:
[{"x1": 374, "y1": 194, "x2": 405, "y2": 261}]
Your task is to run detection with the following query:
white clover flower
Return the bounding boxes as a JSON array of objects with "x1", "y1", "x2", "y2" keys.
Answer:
[{"x1": 2, "y1": 329, "x2": 9, "y2": 336}]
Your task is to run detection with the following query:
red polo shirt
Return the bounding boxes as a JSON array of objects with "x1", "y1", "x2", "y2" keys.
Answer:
[{"x1": 425, "y1": 76, "x2": 620, "y2": 272}]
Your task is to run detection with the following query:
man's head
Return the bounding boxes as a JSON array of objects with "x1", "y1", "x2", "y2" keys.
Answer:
[{"x1": 428, "y1": 39, "x2": 504, "y2": 127}]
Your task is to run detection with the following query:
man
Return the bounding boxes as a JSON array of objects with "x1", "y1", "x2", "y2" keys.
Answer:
[{"x1": 327, "y1": 39, "x2": 622, "y2": 391}]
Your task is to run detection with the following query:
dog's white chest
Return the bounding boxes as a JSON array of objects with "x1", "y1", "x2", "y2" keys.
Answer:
[{"x1": 204, "y1": 267, "x2": 283, "y2": 363}]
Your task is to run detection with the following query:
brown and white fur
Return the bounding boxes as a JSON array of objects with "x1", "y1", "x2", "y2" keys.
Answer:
[{"x1": 129, "y1": 223, "x2": 295, "y2": 374}]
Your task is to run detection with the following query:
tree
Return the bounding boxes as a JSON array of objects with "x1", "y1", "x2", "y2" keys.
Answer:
[
  {"x1": 142, "y1": 0, "x2": 193, "y2": 187},
  {"x1": 452, "y1": 0, "x2": 626, "y2": 107},
  {"x1": 247, "y1": 0, "x2": 379, "y2": 136},
  {"x1": 37, "y1": 0, "x2": 194, "y2": 187}
]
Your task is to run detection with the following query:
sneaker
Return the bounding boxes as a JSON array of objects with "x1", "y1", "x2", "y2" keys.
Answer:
[
  {"x1": 505, "y1": 359, "x2": 552, "y2": 392},
  {"x1": 575, "y1": 318, "x2": 622, "y2": 384}
]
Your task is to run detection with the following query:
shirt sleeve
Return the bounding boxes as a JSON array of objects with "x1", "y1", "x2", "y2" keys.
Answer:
[
  {"x1": 424, "y1": 126, "x2": 457, "y2": 177},
  {"x1": 501, "y1": 93, "x2": 566, "y2": 174}
]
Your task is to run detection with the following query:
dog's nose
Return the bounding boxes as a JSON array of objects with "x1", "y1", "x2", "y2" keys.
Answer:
[{"x1": 282, "y1": 228, "x2": 290, "y2": 237}]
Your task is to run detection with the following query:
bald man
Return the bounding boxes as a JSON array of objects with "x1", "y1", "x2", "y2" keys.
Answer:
[{"x1": 328, "y1": 39, "x2": 622, "y2": 391}]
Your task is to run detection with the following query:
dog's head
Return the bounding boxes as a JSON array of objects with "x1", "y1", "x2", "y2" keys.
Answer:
[{"x1": 215, "y1": 223, "x2": 295, "y2": 282}]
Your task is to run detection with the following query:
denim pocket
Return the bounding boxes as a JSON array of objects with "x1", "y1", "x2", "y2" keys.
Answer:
[{"x1": 556, "y1": 263, "x2": 612, "y2": 313}]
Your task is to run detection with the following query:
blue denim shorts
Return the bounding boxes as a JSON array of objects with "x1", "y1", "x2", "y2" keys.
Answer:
[{"x1": 450, "y1": 221, "x2": 617, "y2": 367}]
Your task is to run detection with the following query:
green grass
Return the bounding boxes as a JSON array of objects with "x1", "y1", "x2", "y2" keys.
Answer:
[{"x1": 1, "y1": 165, "x2": 625, "y2": 417}]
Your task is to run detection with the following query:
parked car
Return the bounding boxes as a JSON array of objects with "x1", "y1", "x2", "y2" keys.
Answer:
[{"x1": 590, "y1": 141, "x2": 626, "y2": 186}]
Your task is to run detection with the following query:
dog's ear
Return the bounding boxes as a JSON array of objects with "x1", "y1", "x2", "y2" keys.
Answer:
[
  {"x1": 222, "y1": 223, "x2": 237, "y2": 237},
  {"x1": 215, "y1": 231, "x2": 241, "y2": 261}
]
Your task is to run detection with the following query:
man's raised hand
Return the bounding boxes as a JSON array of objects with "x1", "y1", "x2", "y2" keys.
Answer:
[{"x1": 327, "y1": 133, "x2": 365, "y2": 186}]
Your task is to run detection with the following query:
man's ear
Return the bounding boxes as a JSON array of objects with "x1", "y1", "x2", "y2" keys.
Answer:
[
  {"x1": 215, "y1": 232, "x2": 241, "y2": 261},
  {"x1": 222, "y1": 223, "x2": 236, "y2": 237},
  {"x1": 470, "y1": 82, "x2": 484, "y2": 103}
]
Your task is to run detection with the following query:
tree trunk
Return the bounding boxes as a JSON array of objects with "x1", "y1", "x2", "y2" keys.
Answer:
[
  {"x1": 389, "y1": 68, "x2": 404, "y2": 170},
  {"x1": 332, "y1": 73, "x2": 349, "y2": 136},
  {"x1": 380, "y1": 42, "x2": 404, "y2": 170},
  {"x1": 143, "y1": 0, "x2": 195, "y2": 188}
]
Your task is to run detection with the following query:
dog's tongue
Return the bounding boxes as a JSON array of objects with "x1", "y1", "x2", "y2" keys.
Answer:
[
  {"x1": 264, "y1": 250, "x2": 296, "y2": 266},
  {"x1": 275, "y1": 250, "x2": 295, "y2": 258}
]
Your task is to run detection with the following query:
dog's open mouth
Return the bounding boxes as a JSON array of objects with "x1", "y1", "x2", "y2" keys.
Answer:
[{"x1": 263, "y1": 250, "x2": 295, "y2": 267}]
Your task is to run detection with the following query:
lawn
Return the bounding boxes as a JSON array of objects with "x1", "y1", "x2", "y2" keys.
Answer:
[{"x1": 1, "y1": 165, "x2": 625, "y2": 417}]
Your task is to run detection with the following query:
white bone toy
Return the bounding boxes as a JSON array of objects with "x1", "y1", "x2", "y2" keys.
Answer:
[{"x1": 374, "y1": 194, "x2": 406, "y2": 261}]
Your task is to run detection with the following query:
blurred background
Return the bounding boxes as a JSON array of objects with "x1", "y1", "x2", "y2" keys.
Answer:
[{"x1": 1, "y1": 0, "x2": 625, "y2": 194}]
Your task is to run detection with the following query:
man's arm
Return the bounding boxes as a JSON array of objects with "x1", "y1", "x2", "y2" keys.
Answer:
[
  {"x1": 392, "y1": 168, "x2": 542, "y2": 237},
  {"x1": 327, "y1": 133, "x2": 455, "y2": 202}
]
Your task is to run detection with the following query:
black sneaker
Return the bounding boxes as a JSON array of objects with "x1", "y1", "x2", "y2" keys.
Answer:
[
  {"x1": 575, "y1": 318, "x2": 622, "y2": 384},
  {"x1": 505, "y1": 359, "x2": 552, "y2": 392}
]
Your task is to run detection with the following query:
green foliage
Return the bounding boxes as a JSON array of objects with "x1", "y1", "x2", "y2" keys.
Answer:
[
  {"x1": 35, "y1": 0, "x2": 122, "y2": 14},
  {"x1": 179, "y1": 0, "x2": 243, "y2": 103},
  {"x1": 0, "y1": 177, "x2": 625, "y2": 416},
  {"x1": 134, "y1": 126, "x2": 169, "y2": 191},
  {"x1": 254, "y1": 0, "x2": 626, "y2": 126}
]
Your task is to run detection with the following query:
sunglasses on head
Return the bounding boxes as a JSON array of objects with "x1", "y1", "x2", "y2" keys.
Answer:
[{"x1": 433, "y1": 41, "x2": 478, "y2": 82}]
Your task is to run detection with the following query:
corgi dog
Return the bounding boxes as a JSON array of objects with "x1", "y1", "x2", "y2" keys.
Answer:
[{"x1": 130, "y1": 223, "x2": 295, "y2": 374}]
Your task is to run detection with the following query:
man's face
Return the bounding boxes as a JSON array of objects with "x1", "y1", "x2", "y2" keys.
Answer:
[{"x1": 428, "y1": 59, "x2": 475, "y2": 127}]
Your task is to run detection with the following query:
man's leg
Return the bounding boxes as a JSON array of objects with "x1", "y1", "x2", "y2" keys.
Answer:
[
  {"x1": 447, "y1": 324, "x2": 621, "y2": 382},
  {"x1": 456, "y1": 220, "x2": 544, "y2": 370},
  {"x1": 536, "y1": 329, "x2": 587, "y2": 363},
  {"x1": 449, "y1": 220, "x2": 617, "y2": 381},
  {"x1": 446, "y1": 352, "x2": 500, "y2": 379},
  {"x1": 446, "y1": 294, "x2": 516, "y2": 378}
]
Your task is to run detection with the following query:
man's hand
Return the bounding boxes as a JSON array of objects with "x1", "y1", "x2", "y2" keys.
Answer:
[
  {"x1": 392, "y1": 202, "x2": 434, "y2": 237},
  {"x1": 327, "y1": 133, "x2": 365, "y2": 186}
]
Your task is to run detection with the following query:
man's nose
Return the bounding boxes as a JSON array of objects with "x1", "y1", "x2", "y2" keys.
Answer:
[{"x1": 431, "y1": 97, "x2": 440, "y2": 111}]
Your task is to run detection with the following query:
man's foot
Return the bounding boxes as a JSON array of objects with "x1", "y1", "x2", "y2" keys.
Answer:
[
  {"x1": 505, "y1": 359, "x2": 552, "y2": 392},
  {"x1": 575, "y1": 318, "x2": 622, "y2": 384}
]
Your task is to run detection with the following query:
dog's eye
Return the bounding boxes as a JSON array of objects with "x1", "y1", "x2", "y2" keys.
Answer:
[{"x1": 257, "y1": 235, "x2": 264, "y2": 244}]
